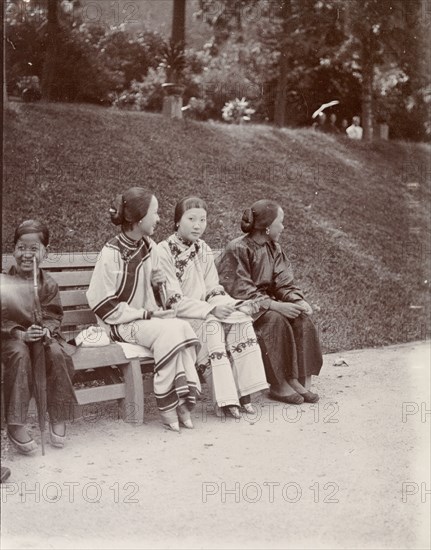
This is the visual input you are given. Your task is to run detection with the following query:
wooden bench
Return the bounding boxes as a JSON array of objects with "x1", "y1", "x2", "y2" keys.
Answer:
[
  {"x1": 2, "y1": 252, "x2": 155, "y2": 424},
  {"x1": 2, "y1": 248, "x2": 223, "y2": 424}
]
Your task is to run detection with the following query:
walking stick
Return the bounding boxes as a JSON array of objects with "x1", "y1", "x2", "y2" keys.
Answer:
[
  {"x1": 32, "y1": 256, "x2": 48, "y2": 455},
  {"x1": 158, "y1": 282, "x2": 168, "y2": 310}
]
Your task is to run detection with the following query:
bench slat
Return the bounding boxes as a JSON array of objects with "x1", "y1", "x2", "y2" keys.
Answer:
[
  {"x1": 2, "y1": 252, "x2": 100, "y2": 272},
  {"x1": 62, "y1": 309, "x2": 97, "y2": 327},
  {"x1": 61, "y1": 289, "x2": 89, "y2": 307},
  {"x1": 51, "y1": 270, "x2": 94, "y2": 287},
  {"x1": 41, "y1": 252, "x2": 100, "y2": 268},
  {"x1": 72, "y1": 344, "x2": 139, "y2": 370},
  {"x1": 76, "y1": 384, "x2": 126, "y2": 405}
]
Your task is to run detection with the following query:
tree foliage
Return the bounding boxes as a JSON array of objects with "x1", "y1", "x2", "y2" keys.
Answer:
[
  {"x1": 5, "y1": 0, "x2": 429, "y2": 139},
  {"x1": 197, "y1": 0, "x2": 430, "y2": 139}
]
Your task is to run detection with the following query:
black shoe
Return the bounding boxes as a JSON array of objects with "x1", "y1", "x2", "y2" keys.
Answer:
[
  {"x1": 269, "y1": 390, "x2": 304, "y2": 405},
  {"x1": 299, "y1": 391, "x2": 319, "y2": 403}
]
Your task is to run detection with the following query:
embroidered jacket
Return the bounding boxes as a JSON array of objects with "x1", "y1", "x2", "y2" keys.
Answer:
[
  {"x1": 86, "y1": 232, "x2": 160, "y2": 330},
  {"x1": 157, "y1": 234, "x2": 236, "y2": 319}
]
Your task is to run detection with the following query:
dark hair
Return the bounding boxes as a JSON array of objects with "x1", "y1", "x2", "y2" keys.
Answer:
[
  {"x1": 14, "y1": 219, "x2": 49, "y2": 247},
  {"x1": 174, "y1": 196, "x2": 207, "y2": 230},
  {"x1": 109, "y1": 187, "x2": 154, "y2": 230},
  {"x1": 241, "y1": 200, "x2": 280, "y2": 234}
]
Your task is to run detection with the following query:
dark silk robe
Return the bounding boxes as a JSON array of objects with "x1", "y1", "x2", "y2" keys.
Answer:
[
  {"x1": 216, "y1": 235, "x2": 322, "y2": 383},
  {"x1": 1, "y1": 267, "x2": 76, "y2": 425}
]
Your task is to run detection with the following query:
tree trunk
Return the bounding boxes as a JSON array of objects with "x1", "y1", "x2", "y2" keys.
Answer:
[
  {"x1": 41, "y1": 0, "x2": 60, "y2": 101},
  {"x1": 164, "y1": 0, "x2": 186, "y2": 119},
  {"x1": 274, "y1": 0, "x2": 292, "y2": 127},
  {"x1": 3, "y1": 0, "x2": 7, "y2": 107},
  {"x1": 361, "y1": 35, "x2": 374, "y2": 140},
  {"x1": 172, "y1": 0, "x2": 186, "y2": 47}
]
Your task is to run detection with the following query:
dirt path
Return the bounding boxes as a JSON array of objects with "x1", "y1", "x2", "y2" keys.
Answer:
[{"x1": 1, "y1": 341, "x2": 430, "y2": 549}]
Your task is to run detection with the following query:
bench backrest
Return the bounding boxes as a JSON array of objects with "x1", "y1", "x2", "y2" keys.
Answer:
[{"x1": 2, "y1": 249, "x2": 222, "y2": 341}]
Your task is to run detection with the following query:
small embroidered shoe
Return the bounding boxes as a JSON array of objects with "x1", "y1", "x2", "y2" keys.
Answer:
[
  {"x1": 242, "y1": 403, "x2": 255, "y2": 414},
  {"x1": 177, "y1": 404, "x2": 194, "y2": 429},
  {"x1": 7, "y1": 430, "x2": 38, "y2": 455},
  {"x1": 49, "y1": 423, "x2": 66, "y2": 448}
]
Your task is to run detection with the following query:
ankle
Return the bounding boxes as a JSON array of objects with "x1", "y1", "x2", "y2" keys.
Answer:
[
  {"x1": 288, "y1": 379, "x2": 306, "y2": 393},
  {"x1": 50, "y1": 422, "x2": 66, "y2": 437},
  {"x1": 273, "y1": 383, "x2": 297, "y2": 396}
]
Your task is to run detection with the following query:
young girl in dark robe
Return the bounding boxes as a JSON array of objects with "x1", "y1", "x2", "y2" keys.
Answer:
[
  {"x1": 215, "y1": 200, "x2": 323, "y2": 404},
  {"x1": 1, "y1": 220, "x2": 77, "y2": 454}
]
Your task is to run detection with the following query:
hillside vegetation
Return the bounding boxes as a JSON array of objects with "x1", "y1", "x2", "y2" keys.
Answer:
[{"x1": 3, "y1": 102, "x2": 430, "y2": 353}]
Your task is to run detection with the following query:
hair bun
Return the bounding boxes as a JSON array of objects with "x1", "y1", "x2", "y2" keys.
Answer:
[
  {"x1": 240, "y1": 208, "x2": 254, "y2": 233},
  {"x1": 109, "y1": 195, "x2": 125, "y2": 226}
]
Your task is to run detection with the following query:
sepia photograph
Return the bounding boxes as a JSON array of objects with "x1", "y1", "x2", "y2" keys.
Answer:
[{"x1": 1, "y1": 0, "x2": 430, "y2": 548}]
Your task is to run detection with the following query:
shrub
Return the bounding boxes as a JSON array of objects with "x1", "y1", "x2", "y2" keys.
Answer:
[
  {"x1": 222, "y1": 97, "x2": 255, "y2": 123},
  {"x1": 111, "y1": 66, "x2": 166, "y2": 112}
]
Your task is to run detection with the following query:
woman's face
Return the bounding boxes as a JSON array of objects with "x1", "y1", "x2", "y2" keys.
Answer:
[
  {"x1": 177, "y1": 208, "x2": 207, "y2": 243},
  {"x1": 138, "y1": 195, "x2": 160, "y2": 237},
  {"x1": 13, "y1": 232, "x2": 47, "y2": 276},
  {"x1": 268, "y1": 208, "x2": 284, "y2": 242}
]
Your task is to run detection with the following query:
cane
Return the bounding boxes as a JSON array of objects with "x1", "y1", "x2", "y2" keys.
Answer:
[{"x1": 158, "y1": 282, "x2": 168, "y2": 310}]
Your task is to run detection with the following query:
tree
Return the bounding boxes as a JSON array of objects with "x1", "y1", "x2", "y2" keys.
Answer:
[
  {"x1": 338, "y1": 0, "x2": 426, "y2": 140},
  {"x1": 161, "y1": 0, "x2": 187, "y2": 118},
  {"x1": 172, "y1": 0, "x2": 186, "y2": 48},
  {"x1": 41, "y1": 0, "x2": 61, "y2": 100},
  {"x1": 197, "y1": 0, "x2": 346, "y2": 127}
]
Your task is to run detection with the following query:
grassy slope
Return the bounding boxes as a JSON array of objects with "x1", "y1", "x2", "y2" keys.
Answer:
[{"x1": 3, "y1": 102, "x2": 430, "y2": 353}]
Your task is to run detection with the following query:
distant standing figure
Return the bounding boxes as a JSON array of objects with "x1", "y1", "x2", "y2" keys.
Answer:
[
  {"x1": 22, "y1": 76, "x2": 42, "y2": 103},
  {"x1": 346, "y1": 116, "x2": 363, "y2": 140},
  {"x1": 341, "y1": 119, "x2": 349, "y2": 134},
  {"x1": 312, "y1": 112, "x2": 327, "y2": 132},
  {"x1": 328, "y1": 113, "x2": 340, "y2": 134}
]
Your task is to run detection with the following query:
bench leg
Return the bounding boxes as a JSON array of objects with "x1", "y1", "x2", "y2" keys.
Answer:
[{"x1": 120, "y1": 359, "x2": 144, "y2": 424}]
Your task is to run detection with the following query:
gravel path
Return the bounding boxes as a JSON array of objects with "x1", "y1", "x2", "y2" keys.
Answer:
[{"x1": 1, "y1": 341, "x2": 430, "y2": 549}]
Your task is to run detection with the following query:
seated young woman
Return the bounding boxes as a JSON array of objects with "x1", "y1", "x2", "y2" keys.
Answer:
[
  {"x1": 215, "y1": 200, "x2": 323, "y2": 404},
  {"x1": 157, "y1": 196, "x2": 268, "y2": 418},
  {"x1": 1, "y1": 220, "x2": 77, "y2": 454},
  {"x1": 86, "y1": 187, "x2": 201, "y2": 432}
]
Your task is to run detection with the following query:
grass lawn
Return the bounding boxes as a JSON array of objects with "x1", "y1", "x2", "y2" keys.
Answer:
[{"x1": 3, "y1": 101, "x2": 430, "y2": 353}]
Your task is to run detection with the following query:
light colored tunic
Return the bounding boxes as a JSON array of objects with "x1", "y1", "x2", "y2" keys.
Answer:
[
  {"x1": 87, "y1": 232, "x2": 200, "y2": 413},
  {"x1": 157, "y1": 234, "x2": 268, "y2": 407}
]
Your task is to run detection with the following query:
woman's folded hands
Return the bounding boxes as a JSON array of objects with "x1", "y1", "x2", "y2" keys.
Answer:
[
  {"x1": 271, "y1": 300, "x2": 313, "y2": 319},
  {"x1": 212, "y1": 304, "x2": 236, "y2": 320}
]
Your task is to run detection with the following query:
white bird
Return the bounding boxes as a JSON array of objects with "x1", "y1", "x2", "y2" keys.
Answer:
[{"x1": 312, "y1": 100, "x2": 340, "y2": 119}]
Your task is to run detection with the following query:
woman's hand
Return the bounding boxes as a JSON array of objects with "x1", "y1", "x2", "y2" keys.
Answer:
[
  {"x1": 295, "y1": 300, "x2": 313, "y2": 315},
  {"x1": 19, "y1": 324, "x2": 45, "y2": 342},
  {"x1": 152, "y1": 309, "x2": 175, "y2": 319},
  {"x1": 237, "y1": 305, "x2": 253, "y2": 315},
  {"x1": 273, "y1": 302, "x2": 304, "y2": 319},
  {"x1": 151, "y1": 268, "x2": 166, "y2": 287},
  {"x1": 212, "y1": 304, "x2": 236, "y2": 320}
]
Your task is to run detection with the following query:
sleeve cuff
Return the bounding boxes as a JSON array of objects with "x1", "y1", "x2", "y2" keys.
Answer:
[{"x1": 142, "y1": 310, "x2": 153, "y2": 320}]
